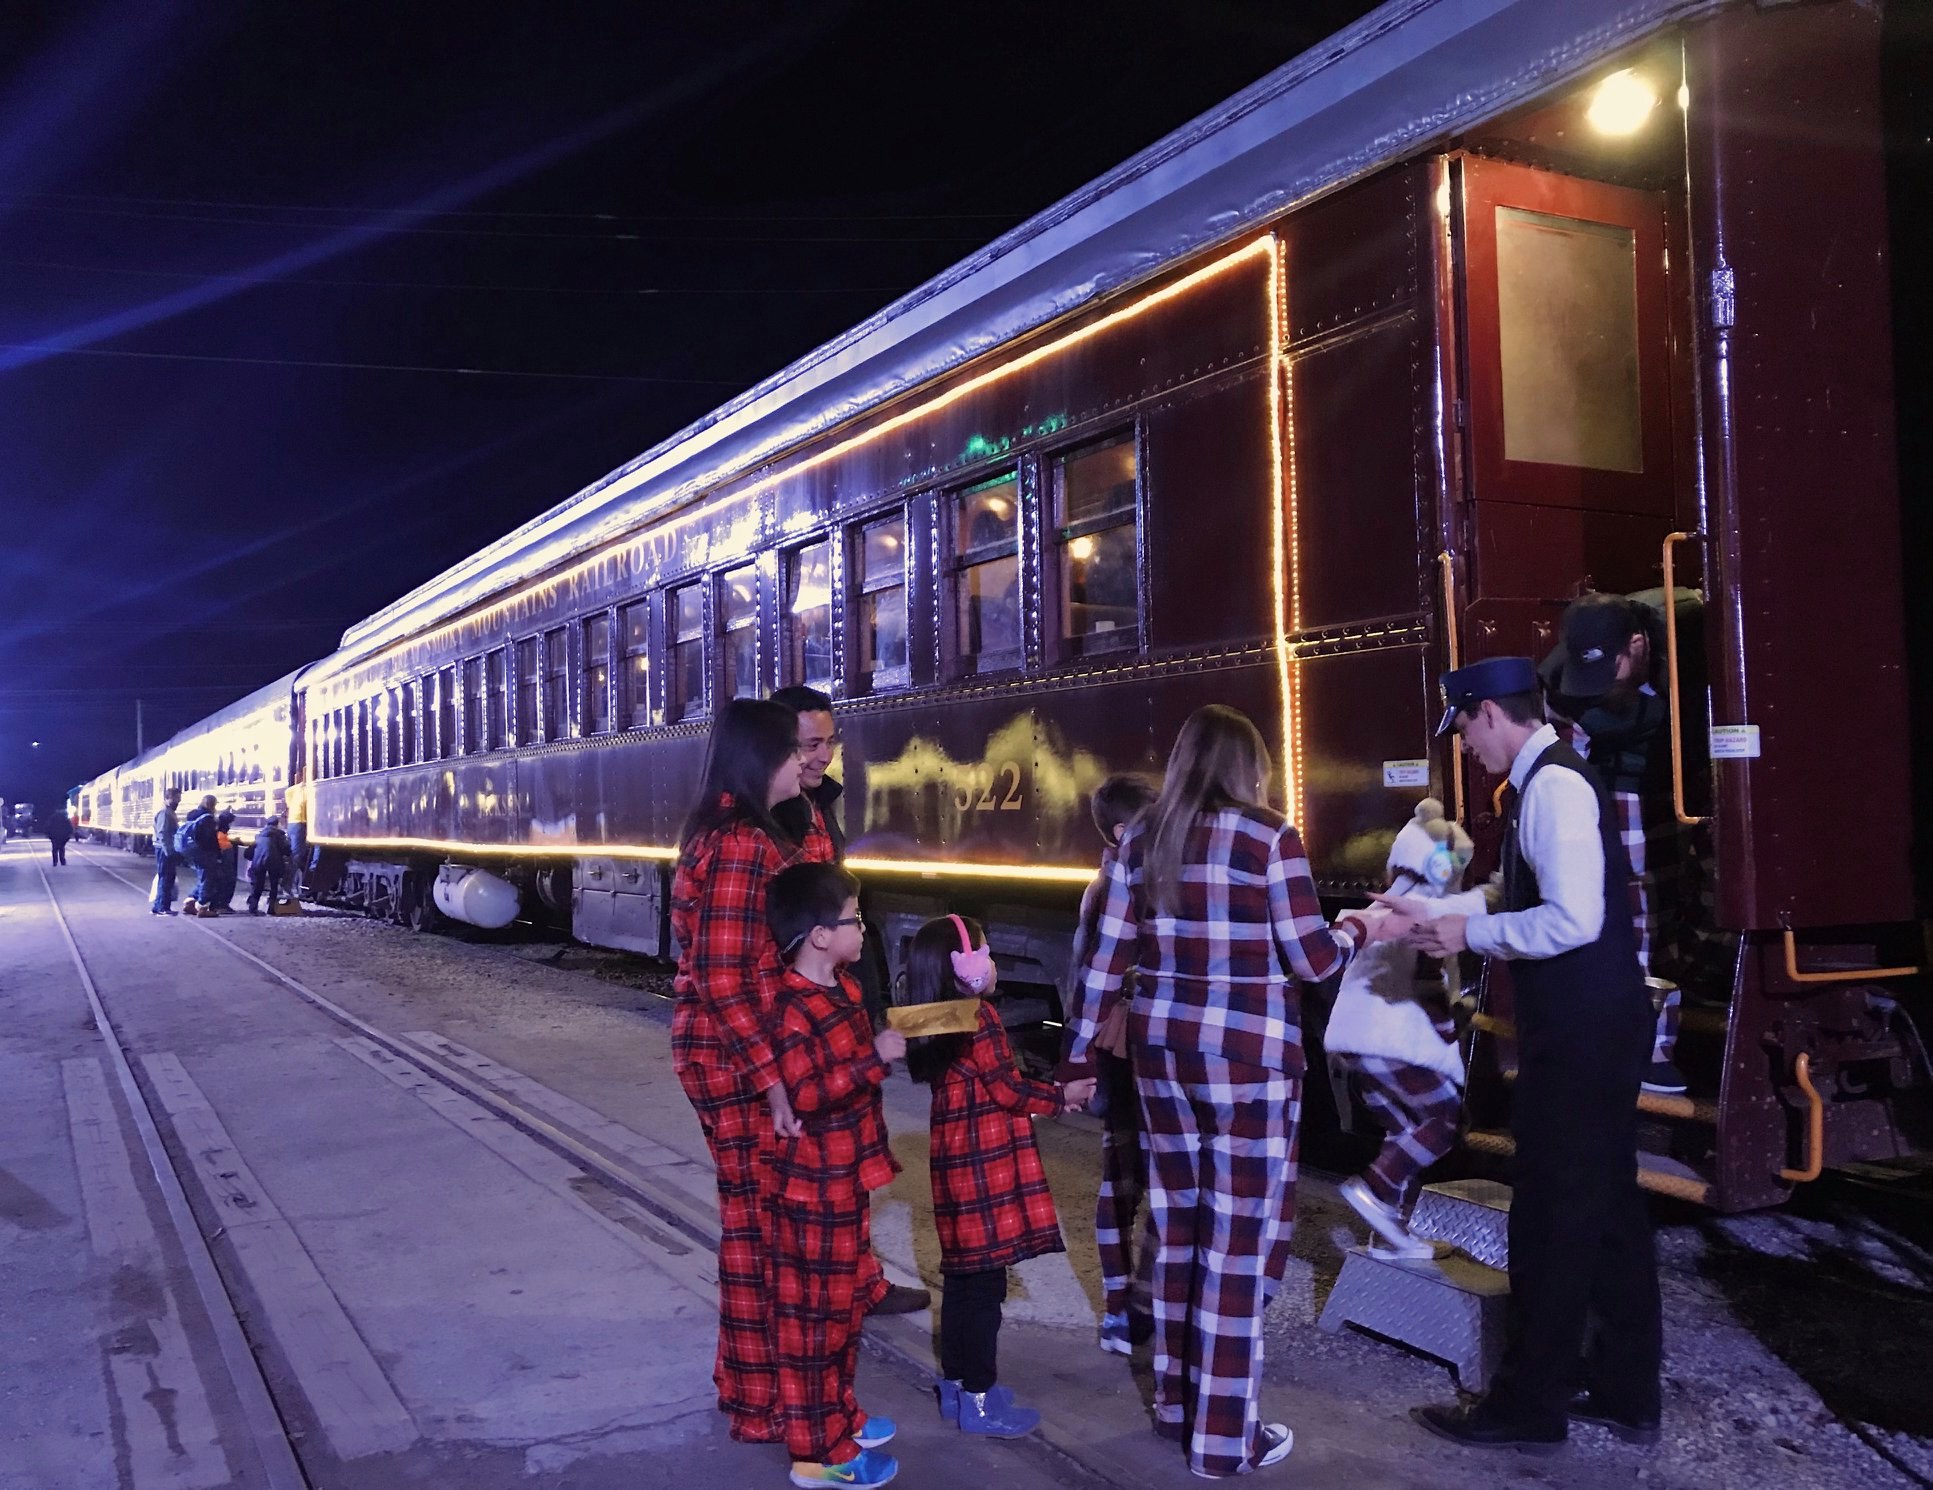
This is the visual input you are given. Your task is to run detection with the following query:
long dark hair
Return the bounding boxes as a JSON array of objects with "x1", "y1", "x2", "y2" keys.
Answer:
[
  {"x1": 899, "y1": 912, "x2": 985, "y2": 1085},
  {"x1": 679, "y1": 698, "x2": 800, "y2": 849},
  {"x1": 1142, "y1": 705, "x2": 1271, "y2": 916}
]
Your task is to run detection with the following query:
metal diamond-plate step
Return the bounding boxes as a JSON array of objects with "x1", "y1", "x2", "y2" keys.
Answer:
[
  {"x1": 1317, "y1": 1247, "x2": 1508, "y2": 1392},
  {"x1": 1410, "y1": 1178, "x2": 1512, "y2": 1270}
]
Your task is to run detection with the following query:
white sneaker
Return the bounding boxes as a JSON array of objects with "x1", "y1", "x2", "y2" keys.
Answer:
[
  {"x1": 1258, "y1": 1423, "x2": 1294, "y2": 1467},
  {"x1": 1367, "y1": 1236, "x2": 1437, "y2": 1262},
  {"x1": 1340, "y1": 1176, "x2": 1421, "y2": 1255}
]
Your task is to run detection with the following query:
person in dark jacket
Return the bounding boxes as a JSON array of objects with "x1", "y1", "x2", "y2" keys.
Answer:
[
  {"x1": 210, "y1": 810, "x2": 241, "y2": 912},
  {"x1": 45, "y1": 810, "x2": 73, "y2": 866},
  {"x1": 248, "y1": 815, "x2": 292, "y2": 913},
  {"x1": 151, "y1": 788, "x2": 182, "y2": 915},
  {"x1": 179, "y1": 796, "x2": 219, "y2": 911}
]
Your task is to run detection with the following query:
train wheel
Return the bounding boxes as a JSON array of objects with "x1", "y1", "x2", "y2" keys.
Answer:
[{"x1": 404, "y1": 874, "x2": 443, "y2": 933}]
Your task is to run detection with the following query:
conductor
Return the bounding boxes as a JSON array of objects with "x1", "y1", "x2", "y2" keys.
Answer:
[{"x1": 1393, "y1": 655, "x2": 1662, "y2": 1451}]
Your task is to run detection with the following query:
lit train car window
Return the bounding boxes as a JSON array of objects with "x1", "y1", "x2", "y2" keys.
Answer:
[
  {"x1": 621, "y1": 602, "x2": 650, "y2": 728},
  {"x1": 785, "y1": 542, "x2": 833, "y2": 691},
  {"x1": 952, "y1": 473, "x2": 1021, "y2": 674},
  {"x1": 486, "y1": 648, "x2": 508, "y2": 749},
  {"x1": 722, "y1": 566, "x2": 759, "y2": 702},
  {"x1": 356, "y1": 699, "x2": 372, "y2": 773},
  {"x1": 852, "y1": 515, "x2": 908, "y2": 694},
  {"x1": 1053, "y1": 434, "x2": 1139, "y2": 656},
  {"x1": 583, "y1": 616, "x2": 613, "y2": 734},
  {"x1": 463, "y1": 659, "x2": 485, "y2": 754},
  {"x1": 671, "y1": 583, "x2": 707, "y2": 720},
  {"x1": 401, "y1": 681, "x2": 418, "y2": 763},
  {"x1": 543, "y1": 628, "x2": 570, "y2": 739},
  {"x1": 384, "y1": 689, "x2": 401, "y2": 768},
  {"x1": 516, "y1": 638, "x2": 541, "y2": 745},
  {"x1": 437, "y1": 666, "x2": 456, "y2": 758}
]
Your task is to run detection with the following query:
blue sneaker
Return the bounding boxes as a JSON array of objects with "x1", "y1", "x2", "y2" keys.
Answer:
[
  {"x1": 790, "y1": 1447, "x2": 898, "y2": 1487},
  {"x1": 1099, "y1": 1312, "x2": 1132, "y2": 1356},
  {"x1": 854, "y1": 1413, "x2": 895, "y2": 1448},
  {"x1": 934, "y1": 1378, "x2": 960, "y2": 1422},
  {"x1": 958, "y1": 1386, "x2": 1040, "y2": 1438}
]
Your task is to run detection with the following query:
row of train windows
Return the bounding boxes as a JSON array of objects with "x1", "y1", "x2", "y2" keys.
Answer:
[{"x1": 312, "y1": 432, "x2": 1137, "y2": 778}]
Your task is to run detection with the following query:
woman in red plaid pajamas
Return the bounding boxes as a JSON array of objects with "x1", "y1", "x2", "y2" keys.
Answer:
[
  {"x1": 671, "y1": 698, "x2": 837, "y2": 1445},
  {"x1": 1070, "y1": 705, "x2": 1379, "y2": 1478},
  {"x1": 901, "y1": 913, "x2": 1095, "y2": 1439}
]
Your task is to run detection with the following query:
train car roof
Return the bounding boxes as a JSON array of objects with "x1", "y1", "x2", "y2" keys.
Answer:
[{"x1": 334, "y1": 0, "x2": 1716, "y2": 666}]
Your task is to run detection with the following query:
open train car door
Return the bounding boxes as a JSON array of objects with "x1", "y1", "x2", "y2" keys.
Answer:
[{"x1": 1443, "y1": 153, "x2": 1685, "y2": 837}]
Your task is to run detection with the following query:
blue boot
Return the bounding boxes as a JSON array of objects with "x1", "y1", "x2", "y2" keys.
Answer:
[
  {"x1": 958, "y1": 1386, "x2": 1040, "y2": 1438},
  {"x1": 935, "y1": 1379, "x2": 960, "y2": 1423}
]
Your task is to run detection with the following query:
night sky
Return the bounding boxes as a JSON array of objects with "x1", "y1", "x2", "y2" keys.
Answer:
[
  {"x1": 0, "y1": 0, "x2": 1926, "y2": 818},
  {"x1": 0, "y1": 0, "x2": 1385, "y2": 814}
]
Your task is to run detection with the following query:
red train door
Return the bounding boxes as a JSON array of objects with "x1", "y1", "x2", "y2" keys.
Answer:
[{"x1": 1444, "y1": 154, "x2": 1683, "y2": 825}]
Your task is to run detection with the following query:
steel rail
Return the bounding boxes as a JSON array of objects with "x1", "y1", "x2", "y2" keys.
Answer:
[{"x1": 34, "y1": 860, "x2": 313, "y2": 1490}]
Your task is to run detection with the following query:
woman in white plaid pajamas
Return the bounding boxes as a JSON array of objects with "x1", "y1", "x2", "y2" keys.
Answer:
[{"x1": 1069, "y1": 705, "x2": 1386, "y2": 1478}]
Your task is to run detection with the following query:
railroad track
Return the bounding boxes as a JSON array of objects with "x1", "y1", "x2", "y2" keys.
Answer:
[{"x1": 54, "y1": 847, "x2": 1121, "y2": 1490}]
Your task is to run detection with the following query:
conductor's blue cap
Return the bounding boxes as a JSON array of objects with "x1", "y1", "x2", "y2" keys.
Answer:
[{"x1": 1436, "y1": 655, "x2": 1540, "y2": 735}]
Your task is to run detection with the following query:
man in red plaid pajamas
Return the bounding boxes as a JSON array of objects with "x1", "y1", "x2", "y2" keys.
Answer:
[
  {"x1": 1071, "y1": 708, "x2": 1374, "y2": 1478},
  {"x1": 671, "y1": 746, "x2": 841, "y2": 1446},
  {"x1": 764, "y1": 863, "x2": 904, "y2": 1487}
]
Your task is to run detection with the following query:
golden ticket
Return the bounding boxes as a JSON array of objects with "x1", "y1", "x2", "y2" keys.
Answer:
[{"x1": 885, "y1": 1000, "x2": 983, "y2": 1037}]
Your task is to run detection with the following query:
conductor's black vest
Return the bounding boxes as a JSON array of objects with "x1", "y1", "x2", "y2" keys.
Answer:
[{"x1": 1501, "y1": 741, "x2": 1651, "y2": 1074}]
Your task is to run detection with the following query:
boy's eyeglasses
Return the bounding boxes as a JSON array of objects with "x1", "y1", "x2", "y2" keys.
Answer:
[{"x1": 831, "y1": 915, "x2": 865, "y2": 929}]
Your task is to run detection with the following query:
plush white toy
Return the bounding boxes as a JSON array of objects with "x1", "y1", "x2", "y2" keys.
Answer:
[{"x1": 1324, "y1": 800, "x2": 1486, "y2": 1084}]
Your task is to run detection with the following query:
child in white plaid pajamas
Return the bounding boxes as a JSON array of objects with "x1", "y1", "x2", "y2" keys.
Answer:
[{"x1": 1325, "y1": 799, "x2": 1489, "y2": 1257}]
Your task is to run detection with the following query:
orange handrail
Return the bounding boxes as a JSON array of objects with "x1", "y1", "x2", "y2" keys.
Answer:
[
  {"x1": 1780, "y1": 927, "x2": 1917, "y2": 986},
  {"x1": 1661, "y1": 531, "x2": 1710, "y2": 827},
  {"x1": 1777, "y1": 1053, "x2": 1824, "y2": 1184},
  {"x1": 1438, "y1": 551, "x2": 1464, "y2": 824}
]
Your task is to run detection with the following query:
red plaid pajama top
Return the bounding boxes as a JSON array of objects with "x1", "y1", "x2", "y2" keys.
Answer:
[
  {"x1": 929, "y1": 1000, "x2": 1066, "y2": 1274},
  {"x1": 769, "y1": 964, "x2": 900, "y2": 1203},
  {"x1": 1069, "y1": 806, "x2": 1359, "y2": 1077},
  {"x1": 670, "y1": 798, "x2": 834, "y2": 1090}
]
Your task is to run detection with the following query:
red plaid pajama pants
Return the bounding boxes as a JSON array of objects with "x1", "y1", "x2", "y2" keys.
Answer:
[
  {"x1": 1613, "y1": 789, "x2": 1684, "y2": 1063},
  {"x1": 1136, "y1": 1046, "x2": 1300, "y2": 1478},
  {"x1": 772, "y1": 1194, "x2": 873, "y2": 1464},
  {"x1": 1333, "y1": 1053, "x2": 1463, "y2": 1211},
  {"x1": 678, "y1": 1063, "x2": 887, "y2": 1443}
]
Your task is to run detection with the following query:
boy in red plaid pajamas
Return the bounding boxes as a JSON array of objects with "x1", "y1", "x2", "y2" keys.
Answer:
[{"x1": 764, "y1": 862, "x2": 906, "y2": 1488}]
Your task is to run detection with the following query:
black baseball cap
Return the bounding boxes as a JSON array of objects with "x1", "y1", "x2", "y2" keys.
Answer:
[
  {"x1": 1554, "y1": 593, "x2": 1640, "y2": 699},
  {"x1": 1436, "y1": 655, "x2": 1540, "y2": 735}
]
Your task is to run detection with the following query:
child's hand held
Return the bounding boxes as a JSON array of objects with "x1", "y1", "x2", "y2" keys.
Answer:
[
  {"x1": 1063, "y1": 1077, "x2": 1098, "y2": 1110},
  {"x1": 874, "y1": 1028, "x2": 908, "y2": 1062}
]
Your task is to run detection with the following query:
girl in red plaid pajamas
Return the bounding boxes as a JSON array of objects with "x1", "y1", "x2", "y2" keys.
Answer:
[
  {"x1": 1325, "y1": 798, "x2": 1488, "y2": 1258},
  {"x1": 901, "y1": 913, "x2": 1095, "y2": 1439},
  {"x1": 1071, "y1": 705, "x2": 1384, "y2": 1479},
  {"x1": 671, "y1": 699, "x2": 840, "y2": 1446}
]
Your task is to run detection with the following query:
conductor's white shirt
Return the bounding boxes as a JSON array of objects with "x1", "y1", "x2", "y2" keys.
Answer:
[{"x1": 1464, "y1": 724, "x2": 1608, "y2": 962}]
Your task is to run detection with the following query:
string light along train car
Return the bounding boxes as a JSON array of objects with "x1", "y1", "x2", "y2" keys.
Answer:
[
  {"x1": 77, "y1": 673, "x2": 298, "y2": 854},
  {"x1": 89, "y1": 0, "x2": 1923, "y2": 1211}
]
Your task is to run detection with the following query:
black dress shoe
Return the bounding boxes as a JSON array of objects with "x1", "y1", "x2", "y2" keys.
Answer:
[
  {"x1": 1568, "y1": 1393, "x2": 1661, "y2": 1446},
  {"x1": 869, "y1": 1282, "x2": 931, "y2": 1314},
  {"x1": 1413, "y1": 1402, "x2": 1565, "y2": 1453}
]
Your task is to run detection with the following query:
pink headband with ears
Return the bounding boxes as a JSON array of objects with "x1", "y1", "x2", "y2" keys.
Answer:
[{"x1": 947, "y1": 913, "x2": 995, "y2": 994}]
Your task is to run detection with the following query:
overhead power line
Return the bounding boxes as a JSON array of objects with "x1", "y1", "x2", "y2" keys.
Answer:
[
  {"x1": 0, "y1": 341, "x2": 747, "y2": 385},
  {"x1": 0, "y1": 255, "x2": 906, "y2": 298},
  {"x1": 4, "y1": 200, "x2": 989, "y2": 244},
  {"x1": 1, "y1": 187, "x2": 1025, "y2": 224}
]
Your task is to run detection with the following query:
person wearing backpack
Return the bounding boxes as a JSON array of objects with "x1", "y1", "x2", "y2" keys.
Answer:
[
  {"x1": 248, "y1": 816, "x2": 293, "y2": 913},
  {"x1": 175, "y1": 795, "x2": 219, "y2": 913}
]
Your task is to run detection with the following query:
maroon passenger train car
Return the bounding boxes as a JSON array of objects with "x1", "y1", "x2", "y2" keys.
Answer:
[{"x1": 146, "y1": 0, "x2": 1920, "y2": 1212}]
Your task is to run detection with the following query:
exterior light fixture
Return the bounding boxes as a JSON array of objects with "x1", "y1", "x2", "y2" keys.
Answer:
[{"x1": 1586, "y1": 69, "x2": 1658, "y2": 136}]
